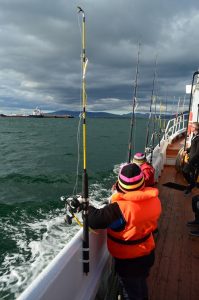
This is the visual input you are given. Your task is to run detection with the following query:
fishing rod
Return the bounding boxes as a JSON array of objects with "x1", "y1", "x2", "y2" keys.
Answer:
[
  {"x1": 183, "y1": 71, "x2": 199, "y2": 151},
  {"x1": 77, "y1": 6, "x2": 89, "y2": 275},
  {"x1": 157, "y1": 98, "x2": 163, "y2": 147},
  {"x1": 127, "y1": 42, "x2": 140, "y2": 163},
  {"x1": 182, "y1": 95, "x2": 186, "y2": 115},
  {"x1": 174, "y1": 97, "x2": 181, "y2": 132},
  {"x1": 161, "y1": 95, "x2": 168, "y2": 139},
  {"x1": 171, "y1": 96, "x2": 176, "y2": 121},
  {"x1": 61, "y1": 6, "x2": 89, "y2": 275},
  {"x1": 145, "y1": 55, "x2": 158, "y2": 163},
  {"x1": 151, "y1": 86, "x2": 158, "y2": 162}
]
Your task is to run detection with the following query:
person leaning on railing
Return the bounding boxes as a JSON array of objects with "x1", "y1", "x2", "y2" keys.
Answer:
[
  {"x1": 131, "y1": 152, "x2": 155, "y2": 187},
  {"x1": 183, "y1": 122, "x2": 199, "y2": 195},
  {"x1": 71, "y1": 163, "x2": 162, "y2": 300}
]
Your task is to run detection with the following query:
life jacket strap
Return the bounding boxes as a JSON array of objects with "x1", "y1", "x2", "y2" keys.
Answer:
[{"x1": 107, "y1": 232, "x2": 151, "y2": 245}]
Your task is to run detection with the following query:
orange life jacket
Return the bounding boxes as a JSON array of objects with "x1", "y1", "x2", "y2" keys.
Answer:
[
  {"x1": 107, "y1": 187, "x2": 161, "y2": 259},
  {"x1": 140, "y1": 162, "x2": 155, "y2": 186}
]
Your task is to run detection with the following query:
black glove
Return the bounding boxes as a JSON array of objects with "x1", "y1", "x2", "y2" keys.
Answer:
[{"x1": 70, "y1": 197, "x2": 83, "y2": 213}]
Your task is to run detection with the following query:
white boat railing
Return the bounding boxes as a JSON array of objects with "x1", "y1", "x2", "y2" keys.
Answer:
[
  {"x1": 151, "y1": 113, "x2": 188, "y2": 180},
  {"x1": 163, "y1": 113, "x2": 188, "y2": 140}
]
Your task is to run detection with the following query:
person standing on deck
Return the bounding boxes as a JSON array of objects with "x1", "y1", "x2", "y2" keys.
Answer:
[
  {"x1": 71, "y1": 163, "x2": 161, "y2": 300},
  {"x1": 183, "y1": 122, "x2": 199, "y2": 195},
  {"x1": 132, "y1": 152, "x2": 155, "y2": 187},
  {"x1": 187, "y1": 195, "x2": 199, "y2": 237}
]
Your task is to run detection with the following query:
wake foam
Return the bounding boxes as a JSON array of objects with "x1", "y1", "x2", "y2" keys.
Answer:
[{"x1": 0, "y1": 163, "x2": 121, "y2": 299}]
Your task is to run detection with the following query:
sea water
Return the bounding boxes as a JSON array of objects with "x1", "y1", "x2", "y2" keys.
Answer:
[{"x1": 0, "y1": 116, "x2": 151, "y2": 300}]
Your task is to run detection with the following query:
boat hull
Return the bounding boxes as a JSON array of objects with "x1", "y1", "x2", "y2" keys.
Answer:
[{"x1": 17, "y1": 229, "x2": 109, "y2": 300}]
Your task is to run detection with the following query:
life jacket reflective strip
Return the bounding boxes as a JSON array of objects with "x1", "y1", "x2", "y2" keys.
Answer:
[{"x1": 107, "y1": 188, "x2": 161, "y2": 259}]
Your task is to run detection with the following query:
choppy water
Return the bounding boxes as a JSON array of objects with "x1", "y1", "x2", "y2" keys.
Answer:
[{"x1": 0, "y1": 117, "x2": 149, "y2": 299}]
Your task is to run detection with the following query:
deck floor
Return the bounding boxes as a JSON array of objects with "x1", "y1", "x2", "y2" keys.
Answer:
[{"x1": 148, "y1": 165, "x2": 199, "y2": 300}]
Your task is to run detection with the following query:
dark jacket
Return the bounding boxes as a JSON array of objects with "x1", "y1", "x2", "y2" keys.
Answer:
[{"x1": 187, "y1": 134, "x2": 199, "y2": 166}]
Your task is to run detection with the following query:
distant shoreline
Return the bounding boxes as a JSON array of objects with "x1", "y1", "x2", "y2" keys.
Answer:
[{"x1": 0, "y1": 114, "x2": 74, "y2": 119}]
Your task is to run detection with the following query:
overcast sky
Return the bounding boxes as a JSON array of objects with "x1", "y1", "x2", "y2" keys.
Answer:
[{"x1": 0, "y1": 0, "x2": 199, "y2": 114}]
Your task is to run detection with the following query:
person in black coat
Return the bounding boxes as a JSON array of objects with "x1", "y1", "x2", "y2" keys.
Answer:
[{"x1": 183, "y1": 122, "x2": 199, "y2": 194}]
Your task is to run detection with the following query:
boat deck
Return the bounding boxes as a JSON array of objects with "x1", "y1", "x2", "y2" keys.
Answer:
[
  {"x1": 148, "y1": 165, "x2": 199, "y2": 300},
  {"x1": 166, "y1": 135, "x2": 185, "y2": 158}
]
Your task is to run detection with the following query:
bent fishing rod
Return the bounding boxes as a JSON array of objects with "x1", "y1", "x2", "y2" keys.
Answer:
[
  {"x1": 127, "y1": 43, "x2": 140, "y2": 163},
  {"x1": 183, "y1": 70, "x2": 199, "y2": 151}
]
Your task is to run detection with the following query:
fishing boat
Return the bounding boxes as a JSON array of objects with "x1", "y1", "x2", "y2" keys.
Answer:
[
  {"x1": 17, "y1": 7, "x2": 199, "y2": 300},
  {"x1": 17, "y1": 73, "x2": 199, "y2": 300}
]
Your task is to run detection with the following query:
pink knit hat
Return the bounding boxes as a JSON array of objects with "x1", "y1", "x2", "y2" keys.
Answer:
[
  {"x1": 132, "y1": 152, "x2": 146, "y2": 165},
  {"x1": 116, "y1": 163, "x2": 145, "y2": 193}
]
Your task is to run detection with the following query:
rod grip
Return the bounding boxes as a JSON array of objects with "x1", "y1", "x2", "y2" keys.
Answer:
[{"x1": 82, "y1": 170, "x2": 88, "y2": 199}]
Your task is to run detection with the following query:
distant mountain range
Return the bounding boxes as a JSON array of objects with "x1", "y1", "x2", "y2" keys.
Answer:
[
  {"x1": 47, "y1": 110, "x2": 128, "y2": 118},
  {"x1": 47, "y1": 110, "x2": 188, "y2": 119}
]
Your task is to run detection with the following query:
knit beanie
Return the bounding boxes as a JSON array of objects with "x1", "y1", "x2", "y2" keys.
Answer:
[
  {"x1": 116, "y1": 163, "x2": 145, "y2": 193},
  {"x1": 132, "y1": 152, "x2": 146, "y2": 165}
]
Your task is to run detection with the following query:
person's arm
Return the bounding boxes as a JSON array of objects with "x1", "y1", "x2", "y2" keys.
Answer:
[
  {"x1": 142, "y1": 168, "x2": 150, "y2": 181},
  {"x1": 88, "y1": 202, "x2": 126, "y2": 230}
]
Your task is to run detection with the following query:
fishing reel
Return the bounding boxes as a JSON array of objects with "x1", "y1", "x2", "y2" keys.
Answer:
[
  {"x1": 60, "y1": 195, "x2": 83, "y2": 225},
  {"x1": 145, "y1": 147, "x2": 153, "y2": 155}
]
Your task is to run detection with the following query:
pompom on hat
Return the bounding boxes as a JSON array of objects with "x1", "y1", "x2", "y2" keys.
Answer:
[
  {"x1": 132, "y1": 152, "x2": 146, "y2": 165},
  {"x1": 116, "y1": 163, "x2": 145, "y2": 193}
]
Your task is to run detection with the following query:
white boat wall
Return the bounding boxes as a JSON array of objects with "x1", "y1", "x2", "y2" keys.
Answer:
[{"x1": 17, "y1": 228, "x2": 110, "y2": 300}]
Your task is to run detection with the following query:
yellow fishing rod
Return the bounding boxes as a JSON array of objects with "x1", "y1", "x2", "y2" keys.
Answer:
[
  {"x1": 60, "y1": 6, "x2": 90, "y2": 275},
  {"x1": 78, "y1": 6, "x2": 89, "y2": 275}
]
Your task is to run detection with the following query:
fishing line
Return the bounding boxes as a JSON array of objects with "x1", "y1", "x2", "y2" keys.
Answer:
[
  {"x1": 150, "y1": 56, "x2": 159, "y2": 162},
  {"x1": 72, "y1": 12, "x2": 85, "y2": 196},
  {"x1": 73, "y1": 8, "x2": 89, "y2": 196},
  {"x1": 72, "y1": 73, "x2": 89, "y2": 197},
  {"x1": 77, "y1": 10, "x2": 82, "y2": 37},
  {"x1": 155, "y1": 77, "x2": 162, "y2": 146},
  {"x1": 78, "y1": 6, "x2": 90, "y2": 275},
  {"x1": 157, "y1": 98, "x2": 163, "y2": 146},
  {"x1": 182, "y1": 95, "x2": 186, "y2": 114},
  {"x1": 72, "y1": 113, "x2": 82, "y2": 196},
  {"x1": 171, "y1": 96, "x2": 176, "y2": 121},
  {"x1": 62, "y1": 8, "x2": 92, "y2": 248},
  {"x1": 133, "y1": 116, "x2": 137, "y2": 153},
  {"x1": 164, "y1": 94, "x2": 168, "y2": 132}
]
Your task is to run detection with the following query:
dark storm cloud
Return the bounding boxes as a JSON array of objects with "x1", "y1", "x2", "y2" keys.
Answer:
[{"x1": 0, "y1": 0, "x2": 199, "y2": 113}]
